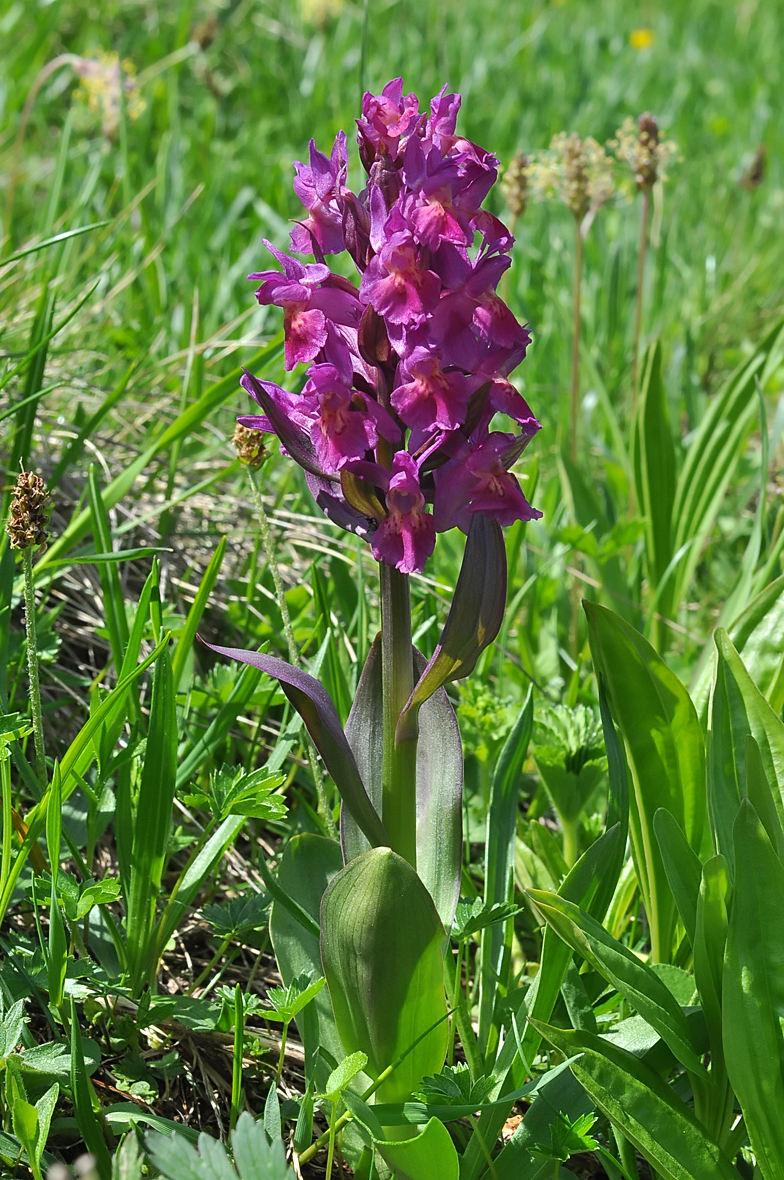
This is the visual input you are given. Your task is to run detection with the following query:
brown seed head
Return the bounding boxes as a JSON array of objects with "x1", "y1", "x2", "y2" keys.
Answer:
[
  {"x1": 6, "y1": 471, "x2": 50, "y2": 552},
  {"x1": 529, "y1": 132, "x2": 615, "y2": 223},
  {"x1": 741, "y1": 145, "x2": 766, "y2": 191},
  {"x1": 501, "y1": 151, "x2": 530, "y2": 223},
  {"x1": 232, "y1": 423, "x2": 268, "y2": 469},
  {"x1": 611, "y1": 113, "x2": 679, "y2": 191}
]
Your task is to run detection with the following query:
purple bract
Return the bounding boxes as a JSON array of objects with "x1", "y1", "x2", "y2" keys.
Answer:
[{"x1": 241, "y1": 79, "x2": 541, "y2": 574}]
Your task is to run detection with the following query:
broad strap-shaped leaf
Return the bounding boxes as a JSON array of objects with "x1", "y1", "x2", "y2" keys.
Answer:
[
  {"x1": 478, "y1": 691, "x2": 534, "y2": 1055},
  {"x1": 460, "y1": 824, "x2": 625, "y2": 1180},
  {"x1": 269, "y1": 834, "x2": 347, "y2": 1091},
  {"x1": 690, "y1": 572, "x2": 784, "y2": 721},
  {"x1": 723, "y1": 799, "x2": 784, "y2": 1180},
  {"x1": 530, "y1": 1021, "x2": 741, "y2": 1180},
  {"x1": 203, "y1": 642, "x2": 387, "y2": 848},
  {"x1": 344, "y1": 1093, "x2": 460, "y2": 1179},
  {"x1": 653, "y1": 808, "x2": 702, "y2": 949},
  {"x1": 708, "y1": 628, "x2": 784, "y2": 875},
  {"x1": 320, "y1": 848, "x2": 448, "y2": 1106},
  {"x1": 670, "y1": 318, "x2": 784, "y2": 621},
  {"x1": 632, "y1": 342, "x2": 676, "y2": 594},
  {"x1": 342, "y1": 639, "x2": 463, "y2": 929},
  {"x1": 397, "y1": 514, "x2": 506, "y2": 734},
  {"x1": 527, "y1": 889, "x2": 708, "y2": 1079},
  {"x1": 586, "y1": 602, "x2": 706, "y2": 962}
]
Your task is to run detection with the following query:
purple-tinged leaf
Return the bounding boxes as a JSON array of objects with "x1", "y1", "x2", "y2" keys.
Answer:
[
  {"x1": 305, "y1": 473, "x2": 377, "y2": 538},
  {"x1": 342, "y1": 638, "x2": 462, "y2": 927},
  {"x1": 397, "y1": 513, "x2": 506, "y2": 737},
  {"x1": 241, "y1": 369, "x2": 336, "y2": 482},
  {"x1": 202, "y1": 641, "x2": 387, "y2": 848}
]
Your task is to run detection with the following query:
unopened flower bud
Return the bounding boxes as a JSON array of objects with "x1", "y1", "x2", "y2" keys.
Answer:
[
  {"x1": 501, "y1": 152, "x2": 529, "y2": 223},
  {"x1": 232, "y1": 424, "x2": 268, "y2": 469},
  {"x1": 6, "y1": 471, "x2": 50, "y2": 552}
]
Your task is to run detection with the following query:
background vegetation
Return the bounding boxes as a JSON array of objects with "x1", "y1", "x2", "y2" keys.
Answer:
[{"x1": 1, "y1": 0, "x2": 783, "y2": 1176}]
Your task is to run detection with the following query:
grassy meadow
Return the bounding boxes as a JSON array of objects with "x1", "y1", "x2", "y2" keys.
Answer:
[{"x1": 1, "y1": 0, "x2": 784, "y2": 1176}]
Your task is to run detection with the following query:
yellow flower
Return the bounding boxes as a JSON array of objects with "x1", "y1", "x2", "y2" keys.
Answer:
[
  {"x1": 73, "y1": 51, "x2": 145, "y2": 138},
  {"x1": 629, "y1": 28, "x2": 654, "y2": 50}
]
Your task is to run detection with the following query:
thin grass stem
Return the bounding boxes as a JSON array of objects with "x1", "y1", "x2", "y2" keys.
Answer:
[
  {"x1": 22, "y1": 547, "x2": 47, "y2": 791},
  {"x1": 570, "y1": 219, "x2": 583, "y2": 462}
]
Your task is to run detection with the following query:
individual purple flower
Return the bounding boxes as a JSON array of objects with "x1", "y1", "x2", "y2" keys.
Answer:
[
  {"x1": 433, "y1": 431, "x2": 542, "y2": 533},
  {"x1": 365, "y1": 452, "x2": 436, "y2": 574},
  {"x1": 250, "y1": 241, "x2": 362, "y2": 369},
  {"x1": 298, "y1": 363, "x2": 399, "y2": 473},
  {"x1": 290, "y1": 132, "x2": 348, "y2": 255},
  {"x1": 400, "y1": 136, "x2": 471, "y2": 251},
  {"x1": 391, "y1": 347, "x2": 470, "y2": 432},
  {"x1": 357, "y1": 78, "x2": 421, "y2": 169},
  {"x1": 360, "y1": 227, "x2": 441, "y2": 326},
  {"x1": 423, "y1": 85, "x2": 461, "y2": 152}
]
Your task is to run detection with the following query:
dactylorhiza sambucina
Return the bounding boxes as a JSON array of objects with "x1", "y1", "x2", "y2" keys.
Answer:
[{"x1": 239, "y1": 78, "x2": 541, "y2": 576}]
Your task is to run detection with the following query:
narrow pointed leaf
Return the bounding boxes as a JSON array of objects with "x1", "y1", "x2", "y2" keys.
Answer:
[
  {"x1": 204, "y1": 642, "x2": 387, "y2": 848},
  {"x1": 478, "y1": 691, "x2": 533, "y2": 1053},
  {"x1": 723, "y1": 799, "x2": 784, "y2": 1179},
  {"x1": 527, "y1": 890, "x2": 707, "y2": 1078},
  {"x1": 586, "y1": 602, "x2": 705, "y2": 962},
  {"x1": 530, "y1": 1021, "x2": 740, "y2": 1180},
  {"x1": 709, "y1": 629, "x2": 784, "y2": 876},
  {"x1": 398, "y1": 514, "x2": 506, "y2": 728}
]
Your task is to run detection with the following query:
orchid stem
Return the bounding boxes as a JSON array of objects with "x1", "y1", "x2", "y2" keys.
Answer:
[
  {"x1": 248, "y1": 469, "x2": 337, "y2": 839},
  {"x1": 380, "y1": 563, "x2": 417, "y2": 866},
  {"x1": 570, "y1": 218, "x2": 583, "y2": 462},
  {"x1": 22, "y1": 547, "x2": 47, "y2": 792}
]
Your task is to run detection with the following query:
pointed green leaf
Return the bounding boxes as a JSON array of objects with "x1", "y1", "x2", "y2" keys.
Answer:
[
  {"x1": 653, "y1": 809, "x2": 702, "y2": 948},
  {"x1": 530, "y1": 1021, "x2": 740, "y2": 1180},
  {"x1": 586, "y1": 602, "x2": 705, "y2": 962},
  {"x1": 527, "y1": 890, "x2": 707, "y2": 1078},
  {"x1": 723, "y1": 799, "x2": 784, "y2": 1179},
  {"x1": 398, "y1": 514, "x2": 506, "y2": 724}
]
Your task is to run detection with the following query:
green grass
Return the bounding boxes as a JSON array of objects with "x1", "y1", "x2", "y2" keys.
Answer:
[{"x1": 1, "y1": 0, "x2": 784, "y2": 1176}]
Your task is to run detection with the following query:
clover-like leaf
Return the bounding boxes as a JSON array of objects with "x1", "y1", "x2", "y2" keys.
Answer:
[
  {"x1": 183, "y1": 764, "x2": 287, "y2": 824},
  {"x1": 530, "y1": 1111, "x2": 600, "y2": 1163},
  {"x1": 201, "y1": 891, "x2": 271, "y2": 938},
  {"x1": 416, "y1": 1063, "x2": 495, "y2": 1109},
  {"x1": 450, "y1": 897, "x2": 522, "y2": 942},
  {"x1": 262, "y1": 971, "x2": 326, "y2": 1024}
]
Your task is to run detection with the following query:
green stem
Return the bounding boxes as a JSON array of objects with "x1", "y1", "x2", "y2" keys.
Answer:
[
  {"x1": 325, "y1": 1097, "x2": 338, "y2": 1179},
  {"x1": 275, "y1": 1020, "x2": 288, "y2": 1085},
  {"x1": 1, "y1": 756, "x2": 12, "y2": 898},
  {"x1": 570, "y1": 218, "x2": 583, "y2": 462},
  {"x1": 22, "y1": 547, "x2": 47, "y2": 791},
  {"x1": 561, "y1": 817, "x2": 579, "y2": 869},
  {"x1": 230, "y1": 983, "x2": 244, "y2": 1130},
  {"x1": 631, "y1": 186, "x2": 651, "y2": 413},
  {"x1": 248, "y1": 469, "x2": 337, "y2": 838},
  {"x1": 380, "y1": 563, "x2": 417, "y2": 865}
]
